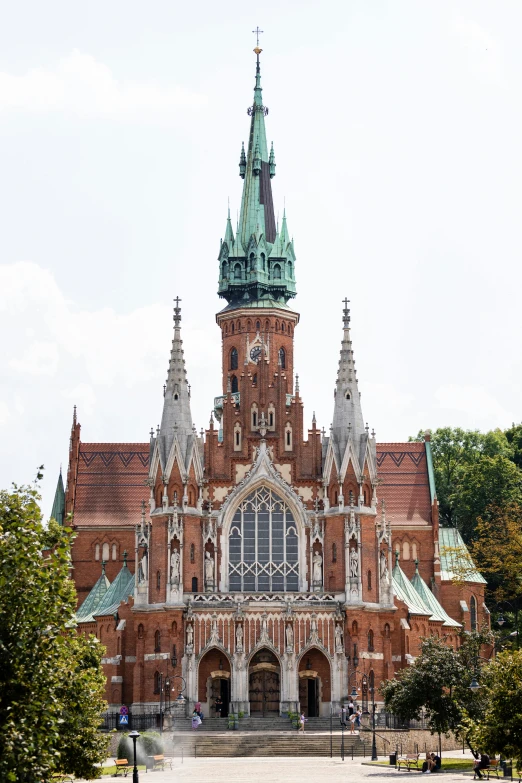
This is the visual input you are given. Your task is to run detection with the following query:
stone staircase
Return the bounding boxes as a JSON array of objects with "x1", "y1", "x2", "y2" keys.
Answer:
[{"x1": 163, "y1": 720, "x2": 372, "y2": 757}]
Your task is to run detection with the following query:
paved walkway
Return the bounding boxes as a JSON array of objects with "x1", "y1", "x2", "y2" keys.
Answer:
[{"x1": 76, "y1": 753, "x2": 476, "y2": 783}]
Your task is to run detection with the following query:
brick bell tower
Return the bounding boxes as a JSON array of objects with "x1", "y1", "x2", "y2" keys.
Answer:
[{"x1": 210, "y1": 44, "x2": 313, "y2": 479}]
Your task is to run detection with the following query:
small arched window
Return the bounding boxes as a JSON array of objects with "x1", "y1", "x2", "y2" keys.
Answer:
[
  {"x1": 222, "y1": 260, "x2": 228, "y2": 278},
  {"x1": 279, "y1": 347, "x2": 286, "y2": 369},
  {"x1": 112, "y1": 543, "x2": 117, "y2": 561},
  {"x1": 138, "y1": 624, "x2": 144, "y2": 639},
  {"x1": 273, "y1": 263, "x2": 281, "y2": 279},
  {"x1": 231, "y1": 322, "x2": 235, "y2": 333},
  {"x1": 285, "y1": 423, "x2": 292, "y2": 451},
  {"x1": 234, "y1": 263, "x2": 242, "y2": 280},
  {"x1": 172, "y1": 620, "x2": 178, "y2": 634},
  {"x1": 154, "y1": 671, "x2": 160, "y2": 693},
  {"x1": 260, "y1": 253, "x2": 266, "y2": 271},
  {"x1": 256, "y1": 321, "x2": 260, "y2": 330},
  {"x1": 95, "y1": 543, "x2": 100, "y2": 561},
  {"x1": 231, "y1": 375, "x2": 239, "y2": 393},
  {"x1": 192, "y1": 576, "x2": 198, "y2": 593},
  {"x1": 367, "y1": 570, "x2": 372, "y2": 590},
  {"x1": 368, "y1": 629, "x2": 374, "y2": 652},
  {"x1": 384, "y1": 623, "x2": 390, "y2": 638},
  {"x1": 282, "y1": 322, "x2": 285, "y2": 332},
  {"x1": 352, "y1": 621, "x2": 358, "y2": 635},
  {"x1": 288, "y1": 261, "x2": 293, "y2": 278},
  {"x1": 470, "y1": 595, "x2": 477, "y2": 631},
  {"x1": 156, "y1": 571, "x2": 161, "y2": 590},
  {"x1": 345, "y1": 392, "x2": 351, "y2": 400},
  {"x1": 334, "y1": 490, "x2": 338, "y2": 506},
  {"x1": 190, "y1": 543, "x2": 195, "y2": 563},
  {"x1": 102, "y1": 542, "x2": 110, "y2": 562},
  {"x1": 412, "y1": 542, "x2": 418, "y2": 561},
  {"x1": 403, "y1": 541, "x2": 410, "y2": 561},
  {"x1": 234, "y1": 423, "x2": 242, "y2": 451},
  {"x1": 251, "y1": 404, "x2": 258, "y2": 429},
  {"x1": 252, "y1": 373, "x2": 257, "y2": 386},
  {"x1": 230, "y1": 348, "x2": 238, "y2": 370},
  {"x1": 249, "y1": 252, "x2": 255, "y2": 270},
  {"x1": 332, "y1": 543, "x2": 337, "y2": 563},
  {"x1": 154, "y1": 630, "x2": 161, "y2": 652}
]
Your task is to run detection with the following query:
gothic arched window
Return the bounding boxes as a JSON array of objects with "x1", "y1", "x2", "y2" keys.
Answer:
[
  {"x1": 470, "y1": 595, "x2": 477, "y2": 631},
  {"x1": 234, "y1": 263, "x2": 242, "y2": 280},
  {"x1": 231, "y1": 375, "x2": 239, "y2": 394},
  {"x1": 154, "y1": 630, "x2": 161, "y2": 652},
  {"x1": 154, "y1": 671, "x2": 160, "y2": 693},
  {"x1": 279, "y1": 347, "x2": 286, "y2": 369},
  {"x1": 368, "y1": 629, "x2": 374, "y2": 652},
  {"x1": 230, "y1": 347, "x2": 238, "y2": 370},
  {"x1": 228, "y1": 486, "x2": 299, "y2": 592},
  {"x1": 273, "y1": 263, "x2": 281, "y2": 279},
  {"x1": 102, "y1": 542, "x2": 109, "y2": 562},
  {"x1": 332, "y1": 543, "x2": 337, "y2": 563}
]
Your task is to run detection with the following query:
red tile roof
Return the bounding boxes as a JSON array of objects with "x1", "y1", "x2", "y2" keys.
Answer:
[
  {"x1": 73, "y1": 443, "x2": 149, "y2": 527},
  {"x1": 376, "y1": 442, "x2": 432, "y2": 526}
]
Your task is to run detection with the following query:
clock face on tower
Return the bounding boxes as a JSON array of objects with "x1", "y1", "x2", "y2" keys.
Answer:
[{"x1": 250, "y1": 345, "x2": 262, "y2": 363}]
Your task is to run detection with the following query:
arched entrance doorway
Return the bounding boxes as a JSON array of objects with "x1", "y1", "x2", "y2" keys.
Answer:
[
  {"x1": 249, "y1": 649, "x2": 280, "y2": 716},
  {"x1": 298, "y1": 648, "x2": 331, "y2": 717},
  {"x1": 198, "y1": 648, "x2": 231, "y2": 718}
]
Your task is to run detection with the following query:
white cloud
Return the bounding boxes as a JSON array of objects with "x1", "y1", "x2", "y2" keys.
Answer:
[
  {"x1": 450, "y1": 15, "x2": 506, "y2": 86},
  {"x1": 0, "y1": 50, "x2": 206, "y2": 118},
  {"x1": 434, "y1": 384, "x2": 513, "y2": 429},
  {"x1": 0, "y1": 400, "x2": 9, "y2": 427},
  {"x1": 0, "y1": 261, "x2": 172, "y2": 388},
  {"x1": 62, "y1": 383, "x2": 97, "y2": 416}
]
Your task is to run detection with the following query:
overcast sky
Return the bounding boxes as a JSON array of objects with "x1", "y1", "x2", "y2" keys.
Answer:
[{"x1": 1, "y1": 0, "x2": 520, "y2": 518}]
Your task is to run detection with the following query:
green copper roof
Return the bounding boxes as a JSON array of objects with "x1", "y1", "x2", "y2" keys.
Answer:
[
  {"x1": 217, "y1": 50, "x2": 296, "y2": 310},
  {"x1": 392, "y1": 555, "x2": 432, "y2": 617},
  {"x1": 410, "y1": 563, "x2": 461, "y2": 627},
  {"x1": 76, "y1": 562, "x2": 111, "y2": 623},
  {"x1": 50, "y1": 470, "x2": 65, "y2": 526},
  {"x1": 439, "y1": 528, "x2": 487, "y2": 584},
  {"x1": 93, "y1": 553, "x2": 134, "y2": 618}
]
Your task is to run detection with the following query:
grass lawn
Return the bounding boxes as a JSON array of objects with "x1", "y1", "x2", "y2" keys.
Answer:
[{"x1": 101, "y1": 763, "x2": 147, "y2": 774}]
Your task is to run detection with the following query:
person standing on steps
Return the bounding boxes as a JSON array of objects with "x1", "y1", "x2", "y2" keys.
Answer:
[
  {"x1": 348, "y1": 698, "x2": 354, "y2": 716},
  {"x1": 298, "y1": 712, "x2": 306, "y2": 733},
  {"x1": 349, "y1": 711, "x2": 357, "y2": 734}
]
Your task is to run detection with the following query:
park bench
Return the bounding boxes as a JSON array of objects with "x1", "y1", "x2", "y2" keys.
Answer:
[
  {"x1": 397, "y1": 754, "x2": 421, "y2": 771},
  {"x1": 114, "y1": 758, "x2": 130, "y2": 777},
  {"x1": 486, "y1": 760, "x2": 501, "y2": 779},
  {"x1": 149, "y1": 754, "x2": 173, "y2": 771}
]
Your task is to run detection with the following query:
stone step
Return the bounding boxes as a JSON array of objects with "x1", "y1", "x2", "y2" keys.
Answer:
[
  {"x1": 163, "y1": 733, "x2": 371, "y2": 757},
  {"x1": 170, "y1": 716, "x2": 340, "y2": 732}
]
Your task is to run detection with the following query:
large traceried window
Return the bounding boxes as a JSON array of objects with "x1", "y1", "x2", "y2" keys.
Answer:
[{"x1": 229, "y1": 486, "x2": 299, "y2": 592}]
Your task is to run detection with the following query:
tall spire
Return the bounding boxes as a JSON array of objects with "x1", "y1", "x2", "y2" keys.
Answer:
[
  {"x1": 331, "y1": 299, "x2": 366, "y2": 461},
  {"x1": 217, "y1": 45, "x2": 296, "y2": 311},
  {"x1": 50, "y1": 469, "x2": 65, "y2": 525},
  {"x1": 158, "y1": 297, "x2": 194, "y2": 466}
]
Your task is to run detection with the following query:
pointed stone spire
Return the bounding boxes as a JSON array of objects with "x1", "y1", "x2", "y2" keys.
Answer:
[
  {"x1": 331, "y1": 299, "x2": 366, "y2": 464},
  {"x1": 50, "y1": 469, "x2": 65, "y2": 526},
  {"x1": 158, "y1": 297, "x2": 194, "y2": 467},
  {"x1": 223, "y1": 204, "x2": 234, "y2": 247}
]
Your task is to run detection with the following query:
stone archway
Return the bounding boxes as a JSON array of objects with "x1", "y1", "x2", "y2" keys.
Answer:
[
  {"x1": 249, "y1": 648, "x2": 281, "y2": 716},
  {"x1": 198, "y1": 648, "x2": 231, "y2": 718},
  {"x1": 298, "y1": 647, "x2": 332, "y2": 717}
]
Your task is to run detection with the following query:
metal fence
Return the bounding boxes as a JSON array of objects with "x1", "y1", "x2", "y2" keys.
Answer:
[{"x1": 100, "y1": 712, "x2": 162, "y2": 732}]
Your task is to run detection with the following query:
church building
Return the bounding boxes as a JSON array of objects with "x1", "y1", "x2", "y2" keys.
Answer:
[{"x1": 61, "y1": 47, "x2": 487, "y2": 718}]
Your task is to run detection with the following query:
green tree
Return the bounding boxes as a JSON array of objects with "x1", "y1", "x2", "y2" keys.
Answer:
[
  {"x1": 0, "y1": 484, "x2": 109, "y2": 782},
  {"x1": 505, "y1": 423, "x2": 522, "y2": 471},
  {"x1": 381, "y1": 631, "x2": 492, "y2": 743},
  {"x1": 465, "y1": 650, "x2": 522, "y2": 762}
]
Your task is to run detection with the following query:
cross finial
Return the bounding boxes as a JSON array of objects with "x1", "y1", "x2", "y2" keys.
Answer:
[
  {"x1": 342, "y1": 298, "x2": 351, "y2": 329},
  {"x1": 252, "y1": 26, "x2": 264, "y2": 47},
  {"x1": 173, "y1": 296, "x2": 182, "y2": 327}
]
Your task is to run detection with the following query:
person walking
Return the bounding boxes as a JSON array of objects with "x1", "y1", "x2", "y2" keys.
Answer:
[
  {"x1": 354, "y1": 709, "x2": 362, "y2": 731},
  {"x1": 339, "y1": 706, "x2": 347, "y2": 728},
  {"x1": 191, "y1": 709, "x2": 202, "y2": 730},
  {"x1": 349, "y1": 712, "x2": 357, "y2": 734},
  {"x1": 348, "y1": 699, "x2": 354, "y2": 716},
  {"x1": 298, "y1": 712, "x2": 306, "y2": 733}
]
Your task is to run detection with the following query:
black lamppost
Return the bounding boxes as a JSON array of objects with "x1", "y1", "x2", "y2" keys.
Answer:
[
  {"x1": 129, "y1": 730, "x2": 140, "y2": 783},
  {"x1": 369, "y1": 685, "x2": 378, "y2": 761}
]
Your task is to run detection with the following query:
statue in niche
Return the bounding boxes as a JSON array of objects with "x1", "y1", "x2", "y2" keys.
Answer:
[
  {"x1": 205, "y1": 551, "x2": 214, "y2": 588},
  {"x1": 186, "y1": 623, "x2": 193, "y2": 647},
  {"x1": 260, "y1": 613, "x2": 269, "y2": 641},
  {"x1": 312, "y1": 518, "x2": 321, "y2": 542},
  {"x1": 170, "y1": 547, "x2": 180, "y2": 585},
  {"x1": 138, "y1": 547, "x2": 148, "y2": 582},
  {"x1": 312, "y1": 551, "x2": 323, "y2": 584},
  {"x1": 236, "y1": 623, "x2": 243, "y2": 651},
  {"x1": 380, "y1": 550, "x2": 389, "y2": 581},
  {"x1": 285, "y1": 623, "x2": 294, "y2": 650},
  {"x1": 335, "y1": 623, "x2": 344, "y2": 654},
  {"x1": 350, "y1": 547, "x2": 359, "y2": 578}
]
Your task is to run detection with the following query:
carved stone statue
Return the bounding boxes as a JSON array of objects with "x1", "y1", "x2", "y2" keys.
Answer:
[
  {"x1": 312, "y1": 551, "x2": 323, "y2": 584},
  {"x1": 138, "y1": 548, "x2": 148, "y2": 582},
  {"x1": 335, "y1": 623, "x2": 344, "y2": 654},
  {"x1": 350, "y1": 547, "x2": 359, "y2": 578},
  {"x1": 236, "y1": 623, "x2": 243, "y2": 651},
  {"x1": 285, "y1": 623, "x2": 294, "y2": 649},
  {"x1": 186, "y1": 623, "x2": 193, "y2": 647},
  {"x1": 260, "y1": 613, "x2": 269, "y2": 641},
  {"x1": 170, "y1": 547, "x2": 180, "y2": 585},
  {"x1": 205, "y1": 551, "x2": 214, "y2": 587},
  {"x1": 380, "y1": 550, "x2": 389, "y2": 581}
]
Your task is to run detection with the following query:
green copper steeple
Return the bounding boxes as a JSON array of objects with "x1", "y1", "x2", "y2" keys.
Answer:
[{"x1": 218, "y1": 47, "x2": 296, "y2": 310}]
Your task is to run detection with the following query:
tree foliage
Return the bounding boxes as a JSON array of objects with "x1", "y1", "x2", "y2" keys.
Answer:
[
  {"x1": 411, "y1": 427, "x2": 522, "y2": 542},
  {"x1": 469, "y1": 503, "x2": 522, "y2": 608},
  {"x1": 0, "y1": 484, "x2": 109, "y2": 782},
  {"x1": 381, "y1": 631, "x2": 493, "y2": 741},
  {"x1": 465, "y1": 650, "x2": 522, "y2": 762}
]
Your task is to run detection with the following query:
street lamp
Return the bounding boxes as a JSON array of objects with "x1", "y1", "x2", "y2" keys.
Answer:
[
  {"x1": 469, "y1": 677, "x2": 481, "y2": 692},
  {"x1": 128, "y1": 730, "x2": 140, "y2": 783},
  {"x1": 369, "y1": 685, "x2": 378, "y2": 761}
]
